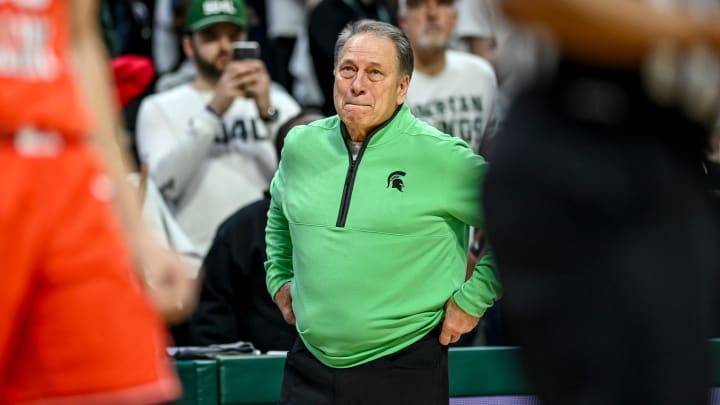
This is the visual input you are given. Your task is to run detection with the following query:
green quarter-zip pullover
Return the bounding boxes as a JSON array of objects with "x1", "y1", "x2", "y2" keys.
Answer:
[{"x1": 266, "y1": 104, "x2": 501, "y2": 368}]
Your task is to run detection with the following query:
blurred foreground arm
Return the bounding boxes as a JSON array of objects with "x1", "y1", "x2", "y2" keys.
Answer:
[
  {"x1": 501, "y1": 0, "x2": 720, "y2": 67},
  {"x1": 70, "y1": 0, "x2": 196, "y2": 324}
]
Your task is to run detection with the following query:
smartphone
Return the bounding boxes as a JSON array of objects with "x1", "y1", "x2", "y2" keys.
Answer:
[{"x1": 232, "y1": 41, "x2": 260, "y2": 61}]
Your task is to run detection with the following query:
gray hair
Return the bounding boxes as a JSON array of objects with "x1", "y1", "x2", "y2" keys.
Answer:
[{"x1": 333, "y1": 19, "x2": 414, "y2": 80}]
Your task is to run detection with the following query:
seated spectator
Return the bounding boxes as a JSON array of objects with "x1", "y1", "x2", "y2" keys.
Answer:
[
  {"x1": 398, "y1": 0, "x2": 499, "y2": 158},
  {"x1": 189, "y1": 110, "x2": 324, "y2": 352},
  {"x1": 136, "y1": 0, "x2": 301, "y2": 256}
]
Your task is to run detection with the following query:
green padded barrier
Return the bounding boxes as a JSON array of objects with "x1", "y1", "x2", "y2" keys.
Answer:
[
  {"x1": 216, "y1": 347, "x2": 530, "y2": 404},
  {"x1": 449, "y1": 347, "x2": 530, "y2": 396},
  {"x1": 219, "y1": 355, "x2": 286, "y2": 405},
  {"x1": 173, "y1": 360, "x2": 220, "y2": 405},
  {"x1": 178, "y1": 341, "x2": 720, "y2": 404}
]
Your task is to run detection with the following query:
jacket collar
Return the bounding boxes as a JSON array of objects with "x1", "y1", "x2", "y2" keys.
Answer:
[{"x1": 339, "y1": 104, "x2": 411, "y2": 148}]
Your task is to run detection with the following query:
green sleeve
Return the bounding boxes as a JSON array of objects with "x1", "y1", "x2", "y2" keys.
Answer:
[
  {"x1": 443, "y1": 138, "x2": 502, "y2": 317},
  {"x1": 264, "y1": 158, "x2": 294, "y2": 301},
  {"x1": 453, "y1": 249, "x2": 502, "y2": 318}
]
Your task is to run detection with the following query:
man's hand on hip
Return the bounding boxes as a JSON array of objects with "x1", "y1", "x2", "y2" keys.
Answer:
[
  {"x1": 274, "y1": 282, "x2": 296, "y2": 325},
  {"x1": 439, "y1": 297, "x2": 480, "y2": 345}
]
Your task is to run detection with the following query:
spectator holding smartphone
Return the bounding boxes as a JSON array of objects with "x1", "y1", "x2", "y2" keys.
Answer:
[{"x1": 136, "y1": 0, "x2": 301, "y2": 257}]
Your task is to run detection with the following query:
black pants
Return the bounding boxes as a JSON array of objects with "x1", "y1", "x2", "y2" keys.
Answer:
[
  {"x1": 485, "y1": 73, "x2": 720, "y2": 405},
  {"x1": 279, "y1": 327, "x2": 448, "y2": 405}
]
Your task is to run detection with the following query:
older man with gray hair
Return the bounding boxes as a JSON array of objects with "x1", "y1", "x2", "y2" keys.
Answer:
[{"x1": 265, "y1": 19, "x2": 501, "y2": 404}]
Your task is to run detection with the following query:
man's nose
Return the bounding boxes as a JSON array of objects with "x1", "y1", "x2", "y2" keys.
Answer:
[
  {"x1": 219, "y1": 35, "x2": 234, "y2": 53},
  {"x1": 350, "y1": 72, "x2": 367, "y2": 95},
  {"x1": 426, "y1": 0, "x2": 439, "y2": 17}
]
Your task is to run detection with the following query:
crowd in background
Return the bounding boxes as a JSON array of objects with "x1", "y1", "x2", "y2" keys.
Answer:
[
  {"x1": 103, "y1": 0, "x2": 518, "y2": 161},
  {"x1": 102, "y1": 0, "x2": 518, "y2": 351},
  {"x1": 100, "y1": 0, "x2": 720, "y2": 353}
]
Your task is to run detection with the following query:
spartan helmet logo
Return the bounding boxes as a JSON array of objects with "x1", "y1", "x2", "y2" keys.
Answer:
[{"x1": 386, "y1": 171, "x2": 406, "y2": 192}]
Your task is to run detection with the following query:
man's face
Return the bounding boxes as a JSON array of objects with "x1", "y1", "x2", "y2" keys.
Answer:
[
  {"x1": 185, "y1": 22, "x2": 246, "y2": 81},
  {"x1": 333, "y1": 34, "x2": 409, "y2": 135},
  {"x1": 399, "y1": 0, "x2": 457, "y2": 51}
]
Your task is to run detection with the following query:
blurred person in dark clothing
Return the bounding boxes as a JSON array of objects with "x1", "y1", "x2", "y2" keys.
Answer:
[
  {"x1": 484, "y1": 1, "x2": 720, "y2": 404},
  {"x1": 189, "y1": 110, "x2": 323, "y2": 352}
]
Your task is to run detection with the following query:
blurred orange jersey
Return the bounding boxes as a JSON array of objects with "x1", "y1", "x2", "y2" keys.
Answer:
[
  {"x1": 0, "y1": 0, "x2": 91, "y2": 140},
  {"x1": 0, "y1": 143, "x2": 182, "y2": 405}
]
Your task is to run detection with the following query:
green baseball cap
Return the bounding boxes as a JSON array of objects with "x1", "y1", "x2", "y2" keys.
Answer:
[{"x1": 185, "y1": 0, "x2": 247, "y2": 32}]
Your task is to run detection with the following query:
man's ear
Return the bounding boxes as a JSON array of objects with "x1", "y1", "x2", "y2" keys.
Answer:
[
  {"x1": 182, "y1": 34, "x2": 194, "y2": 60},
  {"x1": 396, "y1": 74, "x2": 410, "y2": 105}
]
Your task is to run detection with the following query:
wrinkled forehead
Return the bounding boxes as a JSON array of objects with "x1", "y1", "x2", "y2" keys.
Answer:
[
  {"x1": 340, "y1": 34, "x2": 398, "y2": 63},
  {"x1": 342, "y1": 33, "x2": 389, "y2": 49}
]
